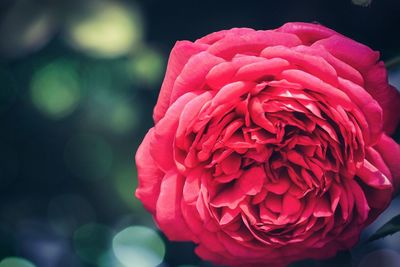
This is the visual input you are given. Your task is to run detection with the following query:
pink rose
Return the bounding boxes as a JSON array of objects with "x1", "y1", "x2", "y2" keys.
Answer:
[{"x1": 135, "y1": 22, "x2": 400, "y2": 266}]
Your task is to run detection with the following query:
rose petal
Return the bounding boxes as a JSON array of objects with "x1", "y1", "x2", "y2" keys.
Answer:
[
  {"x1": 356, "y1": 159, "x2": 393, "y2": 190},
  {"x1": 313, "y1": 196, "x2": 333, "y2": 217},
  {"x1": 234, "y1": 58, "x2": 291, "y2": 81},
  {"x1": 220, "y1": 153, "x2": 242, "y2": 175},
  {"x1": 347, "y1": 179, "x2": 369, "y2": 222},
  {"x1": 151, "y1": 92, "x2": 199, "y2": 172},
  {"x1": 364, "y1": 62, "x2": 400, "y2": 134},
  {"x1": 277, "y1": 22, "x2": 336, "y2": 44},
  {"x1": 279, "y1": 69, "x2": 353, "y2": 110},
  {"x1": 220, "y1": 207, "x2": 242, "y2": 226},
  {"x1": 156, "y1": 171, "x2": 194, "y2": 240},
  {"x1": 135, "y1": 129, "x2": 164, "y2": 213},
  {"x1": 237, "y1": 166, "x2": 266, "y2": 195},
  {"x1": 195, "y1": 28, "x2": 255, "y2": 45},
  {"x1": 312, "y1": 34, "x2": 380, "y2": 71},
  {"x1": 261, "y1": 45, "x2": 338, "y2": 86},
  {"x1": 264, "y1": 193, "x2": 282, "y2": 213},
  {"x1": 294, "y1": 45, "x2": 364, "y2": 85},
  {"x1": 338, "y1": 77, "x2": 382, "y2": 145},
  {"x1": 282, "y1": 193, "x2": 302, "y2": 216},
  {"x1": 169, "y1": 51, "x2": 224, "y2": 104},
  {"x1": 211, "y1": 81, "x2": 253, "y2": 107},
  {"x1": 208, "y1": 30, "x2": 301, "y2": 59},
  {"x1": 265, "y1": 177, "x2": 291, "y2": 195},
  {"x1": 206, "y1": 62, "x2": 238, "y2": 90},
  {"x1": 374, "y1": 134, "x2": 400, "y2": 191},
  {"x1": 153, "y1": 41, "x2": 208, "y2": 122}
]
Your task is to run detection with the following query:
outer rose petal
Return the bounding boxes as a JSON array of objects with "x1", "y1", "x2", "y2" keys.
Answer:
[
  {"x1": 151, "y1": 92, "x2": 199, "y2": 172},
  {"x1": 195, "y1": 28, "x2": 255, "y2": 45},
  {"x1": 207, "y1": 30, "x2": 302, "y2": 59},
  {"x1": 153, "y1": 41, "x2": 208, "y2": 123},
  {"x1": 312, "y1": 34, "x2": 380, "y2": 71},
  {"x1": 135, "y1": 129, "x2": 164, "y2": 213},
  {"x1": 374, "y1": 134, "x2": 400, "y2": 192},
  {"x1": 169, "y1": 51, "x2": 224, "y2": 104},
  {"x1": 156, "y1": 171, "x2": 194, "y2": 241},
  {"x1": 364, "y1": 62, "x2": 400, "y2": 134},
  {"x1": 277, "y1": 22, "x2": 336, "y2": 44}
]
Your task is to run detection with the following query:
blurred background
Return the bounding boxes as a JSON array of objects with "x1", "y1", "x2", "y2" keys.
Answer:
[{"x1": 0, "y1": 0, "x2": 400, "y2": 266}]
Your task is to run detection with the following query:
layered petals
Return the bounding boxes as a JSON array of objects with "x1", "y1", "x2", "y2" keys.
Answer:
[{"x1": 135, "y1": 22, "x2": 400, "y2": 267}]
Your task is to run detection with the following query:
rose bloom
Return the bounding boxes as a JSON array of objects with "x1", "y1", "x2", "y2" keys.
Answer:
[{"x1": 135, "y1": 22, "x2": 400, "y2": 267}]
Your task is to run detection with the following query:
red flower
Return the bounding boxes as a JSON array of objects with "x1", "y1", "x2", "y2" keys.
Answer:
[{"x1": 135, "y1": 22, "x2": 400, "y2": 266}]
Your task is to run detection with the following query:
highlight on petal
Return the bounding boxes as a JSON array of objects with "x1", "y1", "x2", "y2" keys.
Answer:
[{"x1": 277, "y1": 22, "x2": 336, "y2": 44}]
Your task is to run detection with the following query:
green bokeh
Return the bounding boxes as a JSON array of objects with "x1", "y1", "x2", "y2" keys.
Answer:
[
  {"x1": 112, "y1": 226, "x2": 165, "y2": 267},
  {"x1": 0, "y1": 257, "x2": 36, "y2": 267},
  {"x1": 128, "y1": 48, "x2": 165, "y2": 87},
  {"x1": 30, "y1": 59, "x2": 81, "y2": 119}
]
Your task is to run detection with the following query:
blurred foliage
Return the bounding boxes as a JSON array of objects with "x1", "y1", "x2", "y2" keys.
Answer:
[{"x1": 0, "y1": 0, "x2": 400, "y2": 267}]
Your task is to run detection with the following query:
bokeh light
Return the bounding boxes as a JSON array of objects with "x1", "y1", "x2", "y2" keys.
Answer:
[
  {"x1": 107, "y1": 99, "x2": 140, "y2": 134},
  {"x1": 30, "y1": 59, "x2": 81, "y2": 119},
  {"x1": 0, "y1": 0, "x2": 56, "y2": 58},
  {"x1": 73, "y1": 223, "x2": 114, "y2": 265},
  {"x1": 112, "y1": 226, "x2": 165, "y2": 267},
  {"x1": 127, "y1": 47, "x2": 165, "y2": 87},
  {"x1": 15, "y1": 220, "x2": 69, "y2": 267},
  {"x1": 64, "y1": 1, "x2": 143, "y2": 58},
  {"x1": 96, "y1": 251, "x2": 124, "y2": 267},
  {"x1": 0, "y1": 257, "x2": 36, "y2": 267},
  {"x1": 48, "y1": 194, "x2": 96, "y2": 237},
  {"x1": 64, "y1": 133, "x2": 113, "y2": 180},
  {"x1": 84, "y1": 90, "x2": 140, "y2": 135}
]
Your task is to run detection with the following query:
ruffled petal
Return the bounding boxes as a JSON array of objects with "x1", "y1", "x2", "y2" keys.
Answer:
[
  {"x1": 155, "y1": 171, "x2": 194, "y2": 240},
  {"x1": 374, "y1": 134, "x2": 400, "y2": 191},
  {"x1": 364, "y1": 62, "x2": 400, "y2": 134},
  {"x1": 151, "y1": 92, "x2": 199, "y2": 172},
  {"x1": 207, "y1": 30, "x2": 301, "y2": 59},
  {"x1": 135, "y1": 129, "x2": 164, "y2": 213},
  {"x1": 153, "y1": 41, "x2": 208, "y2": 122},
  {"x1": 277, "y1": 22, "x2": 336, "y2": 44}
]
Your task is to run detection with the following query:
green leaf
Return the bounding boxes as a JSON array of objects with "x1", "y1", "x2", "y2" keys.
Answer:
[{"x1": 368, "y1": 214, "x2": 400, "y2": 242}]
